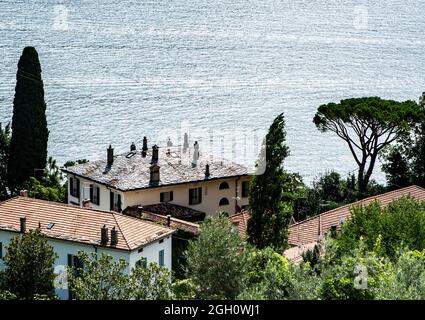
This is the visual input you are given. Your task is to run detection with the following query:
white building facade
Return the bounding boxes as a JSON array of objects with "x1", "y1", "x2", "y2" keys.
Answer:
[{"x1": 0, "y1": 196, "x2": 174, "y2": 300}]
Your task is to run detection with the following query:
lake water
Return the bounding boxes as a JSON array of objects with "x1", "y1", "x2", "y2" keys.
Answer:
[{"x1": 1, "y1": 0, "x2": 425, "y2": 184}]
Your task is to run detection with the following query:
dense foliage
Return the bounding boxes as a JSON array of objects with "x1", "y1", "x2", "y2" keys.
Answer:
[
  {"x1": 67, "y1": 252, "x2": 173, "y2": 300},
  {"x1": 247, "y1": 113, "x2": 293, "y2": 251},
  {"x1": 7, "y1": 47, "x2": 49, "y2": 192},
  {"x1": 0, "y1": 229, "x2": 57, "y2": 299},
  {"x1": 184, "y1": 215, "x2": 246, "y2": 299},
  {"x1": 0, "y1": 123, "x2": 10, "y2": 201}
]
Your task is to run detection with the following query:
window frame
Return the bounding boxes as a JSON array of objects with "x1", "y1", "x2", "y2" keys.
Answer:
[
  {"x1": 110, "y1": 192, "x2": 122, "y2": 212},
  {"x1": 158, "y1": 249, "x2": 165, "y2": 267},
  {"x1": 70, "y1": 177, "x2": 80, "y2": 198},
  {"x1": 189, "y1": 187, "x2": 202, "y2": 205},
  {"x1": 219, "y1": 197, "x2": 230, "y2": 206},
  {"x1": 160, "y1": 191, "x2": 173, "y2": 203},
  {"x1": 90, "y1": 184, "x2": 100, "y2": 205},
  {"x1": 241, "y1": 181, "x2": 250, "y2": 198},
  {"x1": 219, "y1": 181, "x2": 230, "y2": 190}
]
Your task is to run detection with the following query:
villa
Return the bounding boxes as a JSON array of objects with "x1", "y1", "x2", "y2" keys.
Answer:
[
  {"x1": 61, "y1": 135, "x2": 252, "y2": 218},
  {"x1": 0, "y1": 195, "x2": 175, "y2": 300}
]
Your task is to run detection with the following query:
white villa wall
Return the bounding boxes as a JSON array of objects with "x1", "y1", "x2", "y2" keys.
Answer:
[
  {"x1": 0, "y1": 230, "x2": 172, "y2": 300},
  {"x1": 67, "y1": 174, "x2": 250, "y2": 216}
]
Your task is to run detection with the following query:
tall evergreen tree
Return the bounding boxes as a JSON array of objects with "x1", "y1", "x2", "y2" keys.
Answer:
[
  {"x1": 247, "y1": 113, "x2": 292, "y2": 252},
  {"x1": 0, "y1": 123, "x2": 11, "y2": 200},
  {"x1": 7, "y1": 47, "x2": 49, "y2": 191}
]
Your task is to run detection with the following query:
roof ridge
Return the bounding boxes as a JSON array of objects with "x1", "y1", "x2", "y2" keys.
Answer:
[
  {"x1": 291, "y1": 185, "x2": 424, "y2": 227},
  {"x1": 111, "y1": 213, "x2": 131, "y2": 251}
]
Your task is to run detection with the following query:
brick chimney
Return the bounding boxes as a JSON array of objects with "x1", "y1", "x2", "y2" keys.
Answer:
[
  {"x1": 101, "y1": 225, "x2": 108, "y2": 245},
  {"x1": 107, "y1": 145, "x2": 114, "y2": 166},
  {"x1": 19, "y1": 190, "x2": 28, "y2": 197},
  {"x1": 142, "y1": 136, "x2": 148, "y2": 157},
  {"x1": 150, "y1": 163, "x2": 160, "y2": 184},
  {"x1": 192, "y1": 141, "x2": 199, "y2": 167},
  {"x1": 205, "y1": 163, "x2": 210, "y2": 178},
  {"x1": 20, "y1": 216, "x2": 26, "y2": 233},
  {"x1": 111, "y1": 227, "x2": 118, "y2": 246},
  {"x1": 183, "y1": 133, "x2": 189, "y2": 152},
  {"x1": 151, "y1": 145, "x2": 159, "y2": 164},
  {"x1": 82, "y1": 199, "x2": 92, "y2": 209}
]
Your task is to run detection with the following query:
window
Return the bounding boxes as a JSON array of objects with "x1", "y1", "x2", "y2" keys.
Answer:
[
  {"x1": 136, "y1": 257, "x2": 147, "y2": 268},
  {"x1": 70, "y1": 177, "x2": 80, "y2": 198},
  {"x1": 241, "y1": 181, "x2": 250, "y2": 198},
  {"x1": 159, "y1": 239, "x2": 164, "y2": 244},
  {"x1": 90, "y1": 185, "x2": 100, "y2": 205},
  {"x1": 159, "y1": 250, "x2": 165, "y2": 266},
  {"x1": 219, "y1": 197, "x2": 229, "y2": 206},
  {"x1": 110, "y1": 192, "x2": 122, "y2": 212},
  {"x1": 219, "y1": 181, "x2": 230, "y2": 190},
  {"x1": 189, "y1": 187, "x2": 202, "y2": 205},
  {"x1": 67, "y1": 254, "x2": 83, "y2": 276},
  {"x1": 160, "y1": 191, "x2": 173, "y2": 203},
  {"x1": 0, "y1": 242, "x2": 2, "y2": 259}
]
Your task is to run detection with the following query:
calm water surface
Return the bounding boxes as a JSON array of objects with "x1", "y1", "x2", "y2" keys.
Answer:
[{"x1": 1, "y1": 0, "x2": 425, "y2": 183}]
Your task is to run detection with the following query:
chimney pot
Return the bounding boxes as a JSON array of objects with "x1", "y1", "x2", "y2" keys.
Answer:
[
  {"x1": 20, "y1": 190, "x2": 28, "y2": 197},
  {"x1": 151, "y1": 145, "x2": 159, "y2": 164},
  {"x1": 82, "y1": 199, "x2": 92, "y2": 208},
  {"x1": 183, "y1": 133, "x2": 189, "y2": 152},
  {"x1": 20, "y1": 216, "x2": 26, "y2": 233},
  {"x1": 192, "y1": 141, "x2": 199, "y2": 166},
  {"x1": 166, "y1": 215, "x2": 171, "y2": 227},
  {"x1": 130, "y1": 142, "x2": 136, "y2": 151},
  {"x1": 101, "y1": 225, "x2": 109, "y2": 245},
  {"x1": 111, "y1": 227, "x2": 118, "y2": 246},
  {"x1": 107, "y1": 145, "x2": 114, "y2": 166},
  {"x1": 167, "y1": 138, "x2": 173, "y2": 147},
  {"x1": 142, "y1": 136, "x2": 148, "y2": 156},
  {"x1": 205, "y1": 163, "x2": 210, "y2": 178}
]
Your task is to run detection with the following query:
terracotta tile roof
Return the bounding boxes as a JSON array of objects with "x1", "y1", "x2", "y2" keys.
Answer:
[
  {"x1": 230, "y1": 210, "x2": 251, "y2": 240},
  {"x1": 130, "y1": 203, "x2": 205, "y2": 222},
  {"x1": 62, "y1": 147, "x2": 248, "y2": 191},
  {"x1": 141, "y1": 211, "x2": 200, "y2": 235},
  {"x1": 0, "y1": 197, "x2": 175, "y2": 251},
  {"x1": 288, "y1": 185, "x2": 425, "y2": 247},
  {"x1": 283, "y1": 242, "x2": 317, "y2": 264}
]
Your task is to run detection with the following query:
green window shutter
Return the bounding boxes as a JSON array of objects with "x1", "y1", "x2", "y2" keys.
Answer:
[
  {"x1": 110, "y1": 191, "x2": 114, "y2": 211},
  {"x1": 96, "y1": 187, "x2": 100, "y2": 205},
  {"x1": 67, "y1": 254, "x2": 73, "y2": 267},
  {"x1": 76, "y1": 178, "x2": 80, "y2": 198},
  {"x1": 89, "y1": 185, "x2": 93, "y2": 202},
  {"x1": 189, "y1": 189, "x2": 193, "y2": 205},
  {"x1": 198, "y1": 187, "x2": 202, "y2": 203},
  {"x1": 170, "y1": 191, "x2": 173, "y2": 201},
  {"x1": 160, "y1": 192, "x2": 164, "y2": 202},
  {"x1": 0, "y1": 242, "x2": 3, "y2": 259},
  {"x1": 69, "y1": 177, "x2": 74, "y2": 196},
  {"x1": 118, "y1": 194, "x2": 122, "y2": 212}
]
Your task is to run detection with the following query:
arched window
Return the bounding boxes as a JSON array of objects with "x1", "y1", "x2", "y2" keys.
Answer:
[
  {"x1": 219, "y1": 181, "x2": 230, "y2": 190},
  {"x1": 219, "y1": 197, "x2": 229, "y2": 206}
]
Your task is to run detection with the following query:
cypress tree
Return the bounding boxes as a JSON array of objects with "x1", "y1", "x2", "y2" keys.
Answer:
[
  {"x1": 247, "y1": 113, "x2": 292, "y2": 252},
  {"x1": 7, "y1": 47, "x2": 49, "y2": 191}
]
